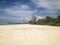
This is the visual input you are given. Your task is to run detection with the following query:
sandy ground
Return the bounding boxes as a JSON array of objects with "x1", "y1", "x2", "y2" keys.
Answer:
[{"x1": 0, "y1": 24, "x2": 60, "y2": 45}]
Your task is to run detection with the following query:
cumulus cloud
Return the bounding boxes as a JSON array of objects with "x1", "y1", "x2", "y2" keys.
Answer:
[
  {"x1": 31, "y1": 0, "x2": 59, "y2": 17},
  {"x1": 31, "y1": 0, "x2": 51, "y2": 9},
  {"x1": 2, "y1": 4, "x2": 37, "y2": 22},
  {"x1": 4, "y1": 4, "x2": 36, "y2": 16},
  {"x1": 1, "y1": 1, "x2": 6, "y2": 3},
  {"x1": 31, "y1": 0, "x2": 60, "y2": 9},
  {"x1": 55, "y1": 0, "x2": 60, "y2": 9}
]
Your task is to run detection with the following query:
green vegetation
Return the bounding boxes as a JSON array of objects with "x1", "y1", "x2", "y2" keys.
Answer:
[
  {"x1": 29, "y1": 15, "x2": 37, "y2": 24},
  {"x1": 28, "y1": 15, "x2": 60, "y2": 26}
]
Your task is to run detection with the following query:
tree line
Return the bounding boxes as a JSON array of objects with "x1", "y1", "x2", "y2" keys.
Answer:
[{"x1": 28, "y1": 15, "x2": 60, "y2": 26}]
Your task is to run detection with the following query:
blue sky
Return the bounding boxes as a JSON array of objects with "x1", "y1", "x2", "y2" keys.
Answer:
[{"x1": 0, "y1": 0, "x2": 60, "y2": 23}]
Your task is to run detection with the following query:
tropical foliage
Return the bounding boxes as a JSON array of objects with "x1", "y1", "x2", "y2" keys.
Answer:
[{"x1": 28, "y1": 15, "x2": 60, "y2": 26}]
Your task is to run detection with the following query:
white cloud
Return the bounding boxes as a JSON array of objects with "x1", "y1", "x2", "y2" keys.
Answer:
[
  {"x1": 31, "y1": 0, "x2": 59, "y2": 17},
  {"x1": 4, "y1": 4, "x2": 36, "y2": 16},
  {"x1": 1, "y1": 1, "x2": 6, "y2": 3},
  {"x1": 31, "y1": 0, "x2": 51, "y2": 8},
  {"x1": 3, "y1": 4, "x2": 37, "y2": 22},
  {"x1": 11, "y1": 4, "x2": 31, "y2": 10},
  {"x1": 0, "y1": 16, "x2": 9, "y2": 20},
  {"x1": 31, "y1": 0, "x2": 60, "y2": 9},
  {"x1": 55, "y1": 0, "x2": 60, "y2": 9},
  {"x1": 4, "y1": 8, "x2": 35, "y2": 16},
  {"x1": 19, "y1": 4, "x2": 30, "y2": 10},
  {"x1": 36, "y1": 16, "x2": 42, "y2": 21}
]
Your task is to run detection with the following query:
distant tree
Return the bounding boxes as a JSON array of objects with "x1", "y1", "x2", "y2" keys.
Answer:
[
  {"x1": 54, "y1": 15, "x2": 60, "y2": 26},
  {"x1": 32, "y1": 15, "x2": 37, "y2": 24},
  {"x1": 28, "y1": 20, "x2": 33, "y2": 24},
  {"x1": 45, "y1": 16, "x2": 53, "y2": 24},
  {"x1": 55, "y1": 15, "x2": 60, "y2": 23},
  {"x1": 36, "y1": 19, "x2": 42, "y2": 24},
  {"x1": 28, "y1": 15, "x2": 60, "y2": 26},
  {"x1": 29, "y1": 15, "x2": 37, "y2": 24}
]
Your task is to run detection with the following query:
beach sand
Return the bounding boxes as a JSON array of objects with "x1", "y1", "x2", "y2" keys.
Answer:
[{"x1": 0, "y1": 24, "x2": 60, "y2": 45}]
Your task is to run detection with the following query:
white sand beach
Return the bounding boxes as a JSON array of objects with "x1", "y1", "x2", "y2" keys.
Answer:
[{"x1": 0, "y1": 24, "x2": 60, "y2": 45}]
